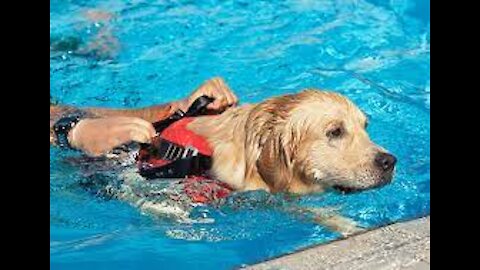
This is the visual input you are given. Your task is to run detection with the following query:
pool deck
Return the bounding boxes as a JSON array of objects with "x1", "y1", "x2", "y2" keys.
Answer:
[{"x1": 246, "y1": 216, "x2": 430, "y2": 270}]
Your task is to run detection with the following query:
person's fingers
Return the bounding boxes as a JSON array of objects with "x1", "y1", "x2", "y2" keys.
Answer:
[
  {"x1": 191, "y1": 84, "x2": 212, "y2": 105},
  {"x1": 224, "y1": 90, "x2": 234, "y2": 107},
  {"x1": 211, "y1": 77, "x2": 224, "y2": 91},
  {"x1": 128, "y1": 129, "x2": 151, "y2": 143},
  {"x1": 213, "y1": 77, "x2": 237, "y2": 107},
  {"x1": 112, "y1": 123, "x2": 152, "y2": 144},
  {"x1": 207, "y1": 78, "x2": 227, "y2": 107},
  {"x1": 126, "y1": 123, "x2": 153, "y2": 142},
  {"x1": 107, "y1": 132, "x2": 127, "y2": 148},
  {"x1": 224, "y1": 86, "x2": 237, "y2": 106},
  {"x1": 110, "y1": 117, "x2": 156, "y2": 137},
  {"x1": 191, "y1": 77, "x2": 238, "y2": 110},
  {"x1": 129, "y1": 118, "x2": 156, "y2": 137},
  {"x1": 230, "y1": 91, "x2": 239, "y2": 106},
  {"x1": 214, "y1": 79, "x2": 231, "y2": 103},
  {"x1": 207, "y1": 97, "x2": 226, "y2": 111},
  {"x1": 213, "y1": 77, "x2": 226, "y2": 88}
]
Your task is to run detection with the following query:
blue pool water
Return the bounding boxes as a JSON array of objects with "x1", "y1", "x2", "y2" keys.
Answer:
[{"x1": 50, "y1": 0, "x2": 430, "y2": 269}]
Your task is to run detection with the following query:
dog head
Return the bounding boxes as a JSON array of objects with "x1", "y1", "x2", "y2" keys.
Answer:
[{"x1": 245, "y1": 89, "x2": 396, "y2": 193}]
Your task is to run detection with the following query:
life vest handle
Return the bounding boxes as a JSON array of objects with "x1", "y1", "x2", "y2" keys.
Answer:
[
  {"x1": 152, "y1": 95, "x2": 214, "y2": 133},
  {"x1": 185, "y1": 95, "x2": 215, "y2": 117}
]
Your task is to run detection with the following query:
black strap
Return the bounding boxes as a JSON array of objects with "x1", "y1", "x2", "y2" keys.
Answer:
[
  {"x1": 152, "y1": 109, "x2": 185, "y2": 133},
  {"x1": 156, "y1": 139, "x2": 199, "y2": 160},
  {"x1": 139, "y1": 138, "x2": 212, "y2": 179},
  {"x1": 53, "y1": 113, "x2": 85, "y2": 148},
  {"x1": 152, "y1": 95, "x2": 214, "y2": 133},
  {"x1": 184, "y1": 95, "x2": 215, "y2": 117},
  {"x1": 138, "y1": 95, "x2": 215, "y2": 179},
  {"x1": 139, "y1": 155, "x2": 212, "y2": 179}
]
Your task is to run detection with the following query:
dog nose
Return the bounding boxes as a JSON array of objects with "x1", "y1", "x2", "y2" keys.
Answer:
[{"x1": 374, "y1": 152, "x2": 397, "y2": 171}]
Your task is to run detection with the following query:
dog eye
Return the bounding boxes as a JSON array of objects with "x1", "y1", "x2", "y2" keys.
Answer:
[{"x1": 327, "y1": 127, "x2": 343, "y2": 138}]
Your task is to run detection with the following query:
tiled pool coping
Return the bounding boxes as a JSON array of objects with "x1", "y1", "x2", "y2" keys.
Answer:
[{"x1": 246, "y1": 216, "x2": 430, "y2": 270}]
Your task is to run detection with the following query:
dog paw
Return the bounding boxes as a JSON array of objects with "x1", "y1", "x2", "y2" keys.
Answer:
[{"x1": 308, "y1": 207, "x2": 365, "y2": 237}]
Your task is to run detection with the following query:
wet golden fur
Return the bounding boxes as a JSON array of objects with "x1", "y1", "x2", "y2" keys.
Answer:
[{"x1": 189, "y1": 89, "x2": 390, "y2": 194}]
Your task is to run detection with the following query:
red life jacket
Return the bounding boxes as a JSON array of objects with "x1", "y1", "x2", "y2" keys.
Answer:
[{"x1": 136, "y1": 96, "x2": 232, "y2": 203}]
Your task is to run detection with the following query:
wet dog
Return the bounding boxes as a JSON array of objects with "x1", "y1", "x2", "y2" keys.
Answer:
[
  {"x1": 76, "y1": 89, "x2": 396, "y2": 236},
  {"x1": 190, "y1": 89, "x2": 396, "y2": 194}
]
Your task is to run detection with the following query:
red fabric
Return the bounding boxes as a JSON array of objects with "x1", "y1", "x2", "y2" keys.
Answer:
[
  {"x1": 159, "y1": 117, "x2": 213, "y2": 156},
  {"x1": 137, "y1": 117, "x2": 212, "y2": 168},
  {"x1": 137, "y1": 117, "x2": 232, "y2": 204},
  {"x1": 182, "y1": 176, "x2": 232, "y2": 203}
]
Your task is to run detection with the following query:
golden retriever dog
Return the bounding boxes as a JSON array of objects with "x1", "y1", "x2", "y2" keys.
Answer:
[
  {"x1": 189, "y1": 89, "x2": 396, "y2": 195},
  {"x1": 81, "y1": 89, "x2": 396, "y2": 236}
]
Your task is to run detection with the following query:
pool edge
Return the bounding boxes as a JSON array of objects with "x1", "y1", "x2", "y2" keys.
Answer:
[{"x1": 245, "y1": 216, "x2": 430, "y2": 270}]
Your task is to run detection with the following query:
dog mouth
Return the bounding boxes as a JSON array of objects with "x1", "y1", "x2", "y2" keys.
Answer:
[
  {"x1": 332, "y1": 185, "x2": 361, "y2": 194},
  {"x1": 332, "y1": 178, "x2": 391, "y2": 194}
]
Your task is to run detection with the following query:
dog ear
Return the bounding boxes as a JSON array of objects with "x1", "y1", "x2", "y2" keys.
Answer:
[
  {"x1": 244, "y1": 95, "x2": 299, "y2": 192},
  {"x1": 256, "y1": 127, "x2": 295, "y2": 192}
]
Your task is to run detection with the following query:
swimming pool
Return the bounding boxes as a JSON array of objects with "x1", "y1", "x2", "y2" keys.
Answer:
[{"x1": 50, "y1": 0, "x2": 430, "y2": 269}]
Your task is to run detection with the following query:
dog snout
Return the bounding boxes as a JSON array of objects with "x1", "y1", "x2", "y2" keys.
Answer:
[{"x1": 374, "y1": 152, "x2": 397, "y2": 172}]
